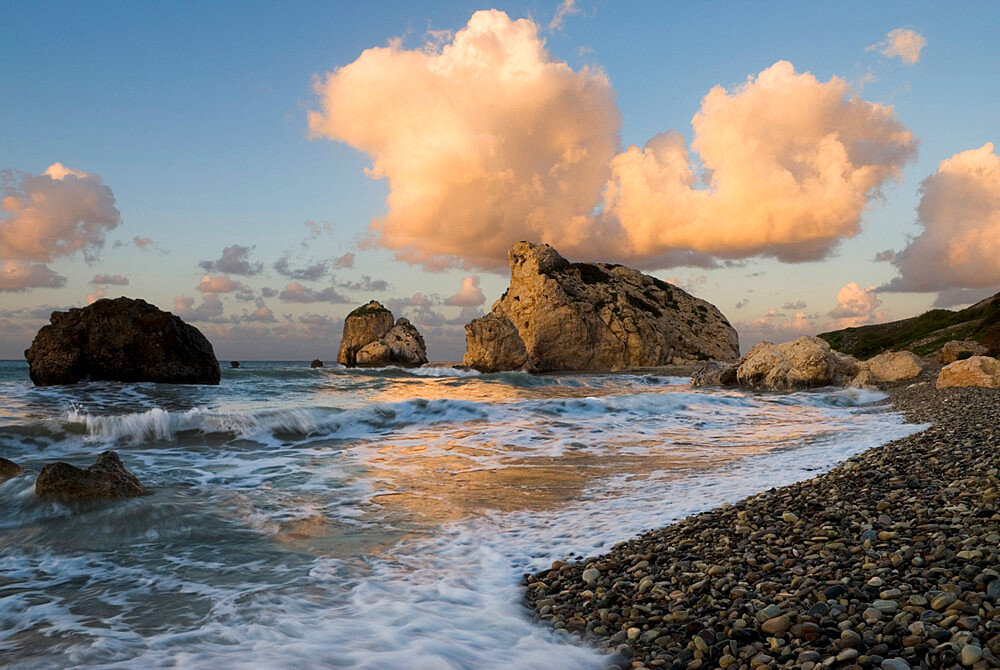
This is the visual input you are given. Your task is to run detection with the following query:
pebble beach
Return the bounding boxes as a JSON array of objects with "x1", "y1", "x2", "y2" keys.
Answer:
[{"x1": 524, "y1": 366, "x2": 1000, "y2": 670}]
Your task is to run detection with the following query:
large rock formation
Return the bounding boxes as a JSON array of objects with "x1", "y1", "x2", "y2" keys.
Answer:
[
  {"x1": 337, "y1": 302, "x2": 427, "y2": 367},
  {"x1": 462, "y1": 242, "x2": 739, "y2": 372},
  {"x1": 937, "y1": 356, "x2": 1000, "y2": 389},
  {"x1": 735, "y1": 336, "x2": 860, "y2": 391},
  {"x1": 24, "y1": 297, "x2": 220, "y2": 386},
  {"x1": 35, "y1": 451, "x2": 144, "y2": 499}
]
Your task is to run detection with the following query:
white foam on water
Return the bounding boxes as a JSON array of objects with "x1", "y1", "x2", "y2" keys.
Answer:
[{"x1": 0, "y1": 366, "x2": 926, "y2": 669}]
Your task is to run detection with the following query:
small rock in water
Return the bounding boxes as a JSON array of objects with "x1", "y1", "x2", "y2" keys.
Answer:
[
  {"x1": 310, "y1": 359, "x2": 324, "y2": 368},
  {"x1": 35, "y1": 451, "x2": 144, "y2": 499},
  {"x1": 0, "y1": 457, "x2": 21, "y2": 480},
  {"x1": 230, "y1": 360, "x2": 240, "y2": 368}
]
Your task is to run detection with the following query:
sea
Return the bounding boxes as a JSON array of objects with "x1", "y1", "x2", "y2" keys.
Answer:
[{"x1": 0, "y1": 359, "x2": 923, "y2": 669}]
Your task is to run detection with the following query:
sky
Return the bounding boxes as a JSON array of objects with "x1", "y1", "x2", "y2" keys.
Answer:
[{"x1": 2, "y1": 1, "x2": 999, "y2": 361}]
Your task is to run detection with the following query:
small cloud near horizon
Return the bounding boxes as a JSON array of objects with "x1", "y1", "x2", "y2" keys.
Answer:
[
  {"x1": 444, "y1": 276, "x2": 486, "y2": 306},
  {"x1": 199, "y1": 245, "x2": 263, "y2": 276}
]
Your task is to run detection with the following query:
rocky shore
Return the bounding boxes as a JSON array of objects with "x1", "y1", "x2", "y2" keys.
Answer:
[{"x1": 523, "y1": 366, "x2": 1000, "y2": 669}]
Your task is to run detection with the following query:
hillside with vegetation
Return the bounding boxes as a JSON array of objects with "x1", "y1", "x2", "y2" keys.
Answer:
[{"x1": 818, "y1": 293, "x2": 1000, "y2": 359}]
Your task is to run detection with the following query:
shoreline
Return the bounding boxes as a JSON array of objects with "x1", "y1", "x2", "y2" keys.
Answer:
[{"x1": 523, "y1": 367, "x2": 1000, "y2": 669}]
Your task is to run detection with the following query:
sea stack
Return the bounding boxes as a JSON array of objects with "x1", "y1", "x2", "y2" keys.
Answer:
[
  {"x1": 24, "y1": 297, "x2": 221, "y2": 386},
  {"x1": 337, "y1": 301, "x2": 428, "y2": 367},
  {"x1": 462, "y1": 242, "x2": 739, "y2": 372}
]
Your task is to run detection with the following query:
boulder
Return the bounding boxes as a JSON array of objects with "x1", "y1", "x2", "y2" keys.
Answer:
[
  {"x1": 0, "y1": 457, "x2": 21, "y2": 480},
  {"x1": 940, "y1": 339, "x2": 989, "y2": 364},
  {"x1": 381, "y1": 318, "x2": 427, "y2": 366},
  {"x1": 463, "y1": 311, "x2": 530, "y2": 372},
  {"x1": 464, "y1": 242, "x2": 739, "y2": 372},
  {"x1": 690, "y1": 361, "x2": 738, "y2": 386},
  {"x1": 35, "y1": 451, "x2": 144, "y2": 499},
  {"x1": 337, "y1": 301, "x2": 394, "y2": 366},
  {"x1": 24, "y1": 297, "x2": 220, "y2": 386},
  {"x1": 231, "y1": 361, "x2": 240, "y2": 368},
  {"x1": 310, "y1": 359, "x2": 324, "y2": 368},
  {"x1": 937, "y1": 356, "x2": 1000, "y2": 389},
  {"x1": 337, "y1": 302, "x2": 427, "y2": 368},
  {"x1": 737, "y1": 337, "x2": 859, "y2": 391},
  {"x1": 861, "y1": 350, "x2": 923, "y2": 382}
]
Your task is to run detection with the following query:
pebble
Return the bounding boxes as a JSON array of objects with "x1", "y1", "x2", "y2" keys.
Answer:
[{"x1": 523, "y1": 369, "x2": 1000, "y2": 670}]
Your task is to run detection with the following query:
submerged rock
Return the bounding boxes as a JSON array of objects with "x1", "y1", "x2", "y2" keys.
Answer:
[
  {"x1": 0, "y1": 457, "x2": 21, "y2": 480},
  {"x1": 463, "y1": 311, "x2": 529, "y2": 372},
  {"x1": 24, "y1": 297, "x2": 220, "y2": 386},
  {"x1": 35, "y1": 451, "x2": 144, "y2": 499},
  {"x1": 310, "y1": 359, "x2": 324, "y2": 369},
  {"x1": 231, "y1": 361, "x2": 240, "y2": 368},
  {"x1": 937, "y1": 355, "x2": 1000, "y2": 388},
  {"x1": 337, "y1": 302, "x2": 427, "y2": 368},
  {"x1": 736, "y1": 336, "x2": 859, "y2": 391},
  {"x1": 463, "y1": 242, "x2": 739, "y2": 372}
]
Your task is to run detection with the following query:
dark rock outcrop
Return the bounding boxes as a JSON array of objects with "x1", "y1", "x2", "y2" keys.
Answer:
[
  {"x1": 310, "y1": 359, "x2": 324, "y2": 368},
  {"x1": 35, "y1": 451, "x2": 144, "y2": 499},
  {"x1": 0, "y1": 457, "x2": 21, "y2": 480},
  {"x1": 462, "y1": 242, "x2": 739, "y2": 372},
  {"x1": 24, "y1": 297, "x2": 220, "y2": 386},
  {"x1": 337, "y1": 302, "x2": 427, "y2": 367},
  {"x1": 231, "y1": 361, "x2": 240, "y2": 368}
]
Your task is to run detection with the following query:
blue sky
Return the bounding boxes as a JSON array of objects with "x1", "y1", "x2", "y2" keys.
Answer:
[{"x1": 2, "y1": 1, "x2": 999, "y2": 360}]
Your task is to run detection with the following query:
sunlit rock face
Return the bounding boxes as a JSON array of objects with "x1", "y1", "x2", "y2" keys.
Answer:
[
  {"x1": 464, "y1": 242, "x2": 739, "y2": 372},
  {"x1": 338, "y1": 302, "x2": 427, "y2": 367},
  {"x1": 24, "y1": 297, "x2": 220, "y2": 386},
  {"x1": 736, "y1": 336, "x2": 859, "y2": 391},
  {"x1": 463, "y1": 311, "x2": 529, "y2": 372}
]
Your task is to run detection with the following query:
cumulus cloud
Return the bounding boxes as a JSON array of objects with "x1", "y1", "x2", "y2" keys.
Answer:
[
  {"x1": 278, "y1": 282, "x2": 352, "y2": 303},
  {"x1": 334, "y1": 252, "x2": 356, "y2": 269},
  {"x1": 308, "y1": 10, "x2": 621, "y2": 271},
  {"x1": 782, "y1": 300, "x2": 807, "y2": 310},
  {"x1": 199, "y1": 245, "x2": 263, "y2": 276},
  {"x1": 310, "y1": 12, "x2": 916, "y2": 271},
  {"x1": 196, "y1": 275, "x2": 252, "y2": 294},
  {"x1": 827, "y1": 282, "x2": 884, "y2": 328},
  {"x1": 604, "y1": 61, "x2": 917, "y2": 264},
  {"x1": 91, "y1": 273, "x2": 129, "y2": 285},
  {"x1": 884, "y1": 143, "x2": 1000, "y2": 293},
  {"x1": 273, "y1": 256, "x2": 329, "y2": 282},
  {"x1": 0, "y1": 260, "x2": 66, "y2": 292},
  {"x1": 173, "y1": 294, "x2": 225, "y2": 322},
  {"x1": 0, "y1": 163, "x2": 120, "y2": 264},
  {"x1": 869, "y1": 28, "x2": 926, "y2": 65},
  {"x1": 444, "y1": 275, "x2": 486, "y2": 306}
]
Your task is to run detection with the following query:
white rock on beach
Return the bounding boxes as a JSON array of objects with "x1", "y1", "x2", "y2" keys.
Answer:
[
  {"x1": 736, "y1": 336, "x2": 859, "y2": 391},
  {"x1": 861, "y1": 350, "x2": 923, "y2": 382},
  {"x1": 936, "y1": 355, "x2": 1000, "y2": 388}
]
